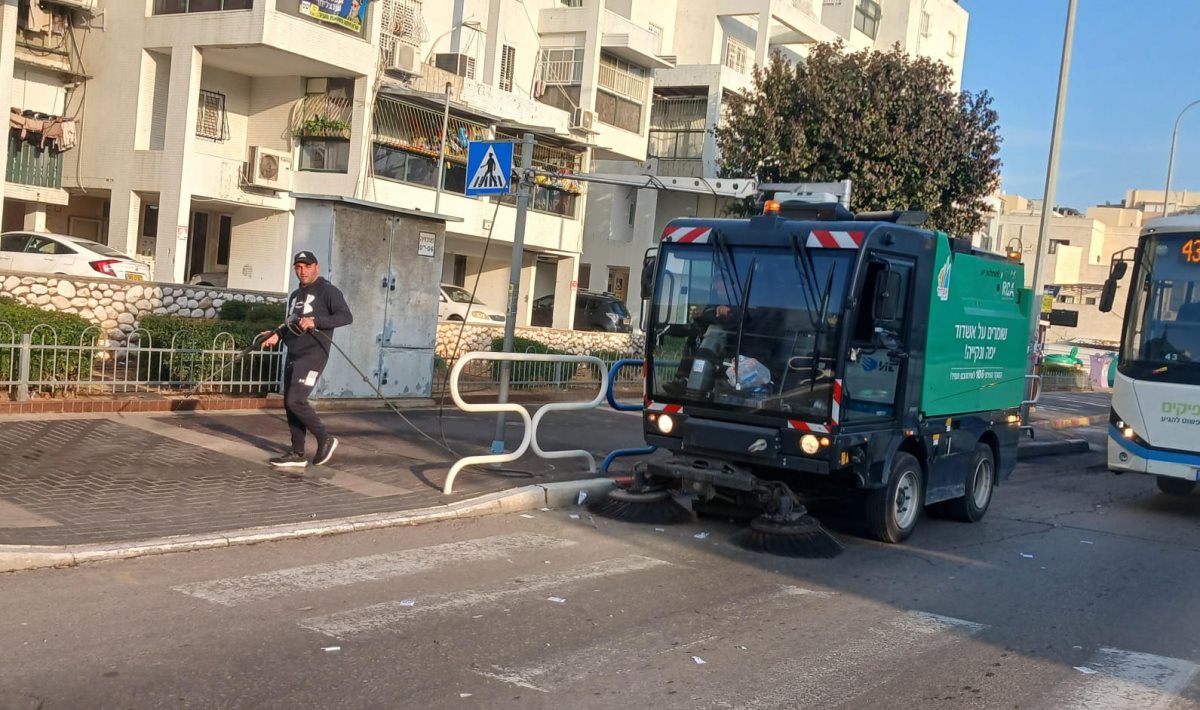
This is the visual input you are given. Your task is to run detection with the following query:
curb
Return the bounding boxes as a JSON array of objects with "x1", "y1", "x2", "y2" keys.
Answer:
[
  {"x1": 1017, "y1": 438, "x2": 1090, "y2": 459},
  {"x1": 1029, "y1": 414, "x2": 1107, "y2": 430},
  {"x1": 0, "y1": 478, "x2": 617, "y2": 574}
]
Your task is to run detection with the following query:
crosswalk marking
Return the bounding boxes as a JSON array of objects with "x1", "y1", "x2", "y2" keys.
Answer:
[
  {"x1": 701, "y1": 610, "x2": 990, "y2": 710},
  {"x1": 1054, "y1": 647, "x2": 1200, "y2": 710},
  {"x1": 298, "y1": 555, "x2": 673, "y2": 639},
  {"x1": 173, "y1": 533, "x2": 576, "y2": 606},
  {"x1": 476, "y1": 584, "x2": 836, "y2": 693}
]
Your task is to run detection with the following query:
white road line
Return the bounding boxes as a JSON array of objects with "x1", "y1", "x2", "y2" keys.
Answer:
[
  {"x1": 1054, "y1": 647, "x2": 1200, "y2": 710},
  {"x1": 706, "y1": 610, "x2": 989, "y2": 710},
  {"x1": 173, "y1": 533, "x2": 576, "y2": 606},
  {"x1": 475, "y1": 584, "x2": 836, "y2": 693},
  {"x1": 298, "y1": 555, "x2": 672, "y2": 639}
]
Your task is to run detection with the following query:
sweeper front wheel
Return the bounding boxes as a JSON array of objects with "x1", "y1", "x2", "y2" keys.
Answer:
[{"x1": 587, "y1": 487, "x2": 693, "y2": 525}]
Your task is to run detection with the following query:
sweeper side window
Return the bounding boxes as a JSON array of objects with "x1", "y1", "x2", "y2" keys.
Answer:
[{"x1": 844, "y1": 258, "x2": 912, "y2": 420}]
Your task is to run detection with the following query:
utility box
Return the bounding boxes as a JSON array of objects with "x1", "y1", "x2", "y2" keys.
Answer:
[{"x1": 290, "y1": 196, "x2": 451, "y2": 399}]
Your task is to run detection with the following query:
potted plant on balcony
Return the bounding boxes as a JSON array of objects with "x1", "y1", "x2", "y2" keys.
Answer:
[{"x1": 298, "y1": 115, "x2": 352, "y2": 139}]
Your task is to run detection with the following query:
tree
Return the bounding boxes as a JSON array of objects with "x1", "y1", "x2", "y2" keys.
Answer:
[{"x1": 714, "y1": 43, "x2": 1001, "y2": 237}]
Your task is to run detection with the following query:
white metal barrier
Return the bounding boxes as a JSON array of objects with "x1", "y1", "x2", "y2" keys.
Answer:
[{"x1": 444, "y1": 352, "x2": 610, "y2": 494}]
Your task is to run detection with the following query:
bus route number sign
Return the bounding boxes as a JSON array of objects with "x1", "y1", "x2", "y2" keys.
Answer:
[{"x1": 1181, "y1": 238, "x2": 1200, "y2": 264}]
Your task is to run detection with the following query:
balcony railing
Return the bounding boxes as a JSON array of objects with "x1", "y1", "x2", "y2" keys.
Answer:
[
  {"x1": 152, "y1": 0, "x2": 253, "y2": 14},
  {"x1": 6, "y1": 136, "x2": 62, "y2": 189}
]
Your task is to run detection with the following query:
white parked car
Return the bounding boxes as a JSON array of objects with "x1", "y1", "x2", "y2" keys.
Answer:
[
  {"x1": 0, "y1": 231, "x2": 151, "y2": 281},
  {"x1": 439, "y1": 283, "x2": 506, "y2": 324}
]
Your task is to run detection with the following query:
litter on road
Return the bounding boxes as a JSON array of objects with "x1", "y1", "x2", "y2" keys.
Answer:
[
  {"x1": 577, "y1": 491, "x2": 588, "y2": 505},
  {"x1": 694, "y1": 532, "x2": 710, "y2": 540},
  {"x1": 547, "y1": 596, "x2": 567, "y2": 603},
  {"x1": 1020, "y1": 553, "x2": 1034, "y2": 559},
  {"x1": 322, "y1": 646, "x2": 341, "y2": 652},
  {"x1": 693, "y1": 656, "x2": 707, "y2": 665}
]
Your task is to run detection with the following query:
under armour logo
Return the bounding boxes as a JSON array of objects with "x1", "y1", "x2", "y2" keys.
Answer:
[{"x1": 748, "y1": 439, "x2": 768, "y2": 453}]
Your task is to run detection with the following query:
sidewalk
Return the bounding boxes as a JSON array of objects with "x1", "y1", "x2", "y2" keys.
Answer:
[{"x1": 0, "y1": 401, "x2": 1106, "y2": 573}]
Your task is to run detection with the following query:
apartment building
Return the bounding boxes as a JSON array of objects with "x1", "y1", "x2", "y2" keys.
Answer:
[
  {"x1": 580, "y1": 0, "x2": 969, "y2": 324},
  {"x1": 0, "y1": 0, "x2": 95, "y2": 237}
]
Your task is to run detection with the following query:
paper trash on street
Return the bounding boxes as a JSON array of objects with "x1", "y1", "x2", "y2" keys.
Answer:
[
  {"x1": 577, "y1": 491, "x2": 588, "y2": 505},
  {"x1": 547, "y1": 596, "x2": 567, "y2": 603},
  {"x1": 694, "y1": 532, "x2": 710, "y2": 540},
  {"x1": 693, "y1": 656, "x2": 707, "y2": 665}
]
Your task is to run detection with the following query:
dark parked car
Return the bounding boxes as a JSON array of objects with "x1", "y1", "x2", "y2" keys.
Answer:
[{"x1": 531, "y1": 290, "x2": 632, "y2": 332}]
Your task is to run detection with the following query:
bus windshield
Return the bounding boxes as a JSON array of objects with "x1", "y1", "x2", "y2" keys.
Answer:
[
  {"x1": 646, "y1": 241, "x2": 853, "y2": 421},
  {"x1": 1121, "y1": 231, "x2": 1200, "y2": 381}
]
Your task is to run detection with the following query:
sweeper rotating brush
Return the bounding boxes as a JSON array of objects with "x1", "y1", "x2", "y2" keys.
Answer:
[
  {"x1": 730, "y1": 512, "x2": 844, "y2": 559},
  {"x1": 587, "y1": 488, "x2": 694, "y2": 525}
]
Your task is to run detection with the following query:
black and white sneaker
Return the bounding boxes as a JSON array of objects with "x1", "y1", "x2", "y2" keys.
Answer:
[
  {"x1": 314, "y1": 437, "x2": 339, "y2": 466},
  {"x1": 269, "y1": 452, "x2": 308, "y2": 469}
]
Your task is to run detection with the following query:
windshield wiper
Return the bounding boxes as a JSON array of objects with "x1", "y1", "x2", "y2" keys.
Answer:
[
  {"x1": 710, "y1": 229, "x2": 743, "y2": 303},
  {"x1": 810, "y1": 265, "x2": 838, "y2": 392},
  {"x1": 788, "y1": 232, "x2": 821, "y2": 330},
  {"x1": 733, "y1": 258, "x2": 757, "y2": 389}
]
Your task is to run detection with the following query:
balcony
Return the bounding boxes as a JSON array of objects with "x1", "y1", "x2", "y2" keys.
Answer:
[
  {"x1": 7, "y1": 137, "x2": 63, "y2": 189},
  {"x1": 538, "y1": 6, "x2": 673, "y2": 70}
]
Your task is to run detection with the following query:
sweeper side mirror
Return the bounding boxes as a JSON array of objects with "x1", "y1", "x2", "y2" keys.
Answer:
[
  {"x1": 872, "y1": 269, "x2": 902, "y2": 323},
  {"x1": 1098, "y1": 260, "x2": 1128, "y2": 313},
  {"x1": 640, "y1": 250, "x2": 656, "y2": 295}
]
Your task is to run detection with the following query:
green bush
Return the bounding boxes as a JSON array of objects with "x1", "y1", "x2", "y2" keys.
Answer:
[
  {"x1": 0, "y1": 298, "x2": 96, "y2": 393},
  {"x1": 218, "y1": 300, "x2": 251, "y2": 321},
  {"x1": 137, "y1": 314, "x2": 280, "y2": 385},
  {"x1": 488, "y1": 336, "x2": 569, "y2": 387},
  {"x1": 246, "y1": 303, "x2": 285, "y2": 324},
  {"x1": 217, "y1": 300, "x2": 285, "y2": 326}
]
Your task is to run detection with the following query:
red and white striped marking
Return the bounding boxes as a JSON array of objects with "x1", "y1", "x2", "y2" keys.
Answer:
[
  {"x1": 831, "y1": 379, "x2": 843, "y2": 426},
  {"x1": 646, "y1": 402, "x2": 683, "y2": 413},
  {"x1": 807, "y1": 230, "x2": 865, "y2": 249},
  {"x1": 788, "y1": 420, "x2": 829, "y2": 434},
  {"x1": 661, "y1": 226, "x2": 713, "y2": 244}
]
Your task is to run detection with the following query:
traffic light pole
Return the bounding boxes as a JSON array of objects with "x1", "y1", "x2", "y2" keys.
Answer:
[{"x1": 491, "y1": 132, "x2": 535, "y2": 454}]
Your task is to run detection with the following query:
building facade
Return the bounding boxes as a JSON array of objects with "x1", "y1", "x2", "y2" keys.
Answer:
[{"x1": 580, "y1": 0, "x2": 969, "y2": 326}]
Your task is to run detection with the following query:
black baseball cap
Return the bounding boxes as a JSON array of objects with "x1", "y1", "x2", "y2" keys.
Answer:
[{"x1": 293, "y1": 251, "x2": 318, "y2": 265}]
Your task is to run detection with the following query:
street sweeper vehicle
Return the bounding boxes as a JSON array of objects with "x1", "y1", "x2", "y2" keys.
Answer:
[{"x1": 589, "y1": 199, "x2": 1033, "y2": 555}]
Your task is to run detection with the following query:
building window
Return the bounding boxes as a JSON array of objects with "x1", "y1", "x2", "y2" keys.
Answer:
[
  {"x1": 724, "y1": 37, "x2": 751, "y2": 75},
  {"x1": 1085, "y1": 296, "x2": 1097, "y2": 306},
  {"x1": 216, "y1": 215, "x2": 232, "y2": 266},
  {"x1": 153, "y1": 0, "x2": 253, "y2": 14},
  {"x1": 649, "y1": 96, "x2": 706, "y2": 177},
  {"x1": 919, "y1": 11, "x2": 931, "y2": 37},
  {"x1": 948, "y1": 30, "x2": 959, "y2": 57},
  {"x1": 299, "y1": 138, "x2": 350, "y2": 172},
  {"x1": 597, "y1": 52, "x2": 646, "y2": 133},
  {"x1": 196, "y1": 90, "x2": 228, "y2": 141},
  {"x1": 853, "y1": 0, "x2": 881, "y2": 40},
  {"x1": 559, "y1": 0, "x2": 582, "y2": 6},
  {"x1": 539, "y1": 47, "x2": 584, "y2": 85},
  {"x1": 499, "y1": 45, "x2": 516, "y2": 92},
  {"x1": 1048, "y1": 238, "x2": 1069, "y2": 255}
]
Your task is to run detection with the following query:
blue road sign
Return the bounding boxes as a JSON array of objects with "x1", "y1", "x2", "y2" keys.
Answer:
[{"x1": 465, "y1": 141, "x2": 513, "y2": 196}]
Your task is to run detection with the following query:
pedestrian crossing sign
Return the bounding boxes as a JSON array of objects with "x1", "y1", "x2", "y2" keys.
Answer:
[{"x1": 465, "y1": 141, "x2": 513, "y2": 196}]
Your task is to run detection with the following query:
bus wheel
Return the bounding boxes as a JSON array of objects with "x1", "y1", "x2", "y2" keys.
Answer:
[
  {"x1": 942, "y1": 443, "x2": 995, "y2": 523},
  {"x1": 1156, "y1": 476, "x2": 1197, "y2": 496},
  {"x1": 865, "y1": 452, "x2": 922, "y2": 543}
]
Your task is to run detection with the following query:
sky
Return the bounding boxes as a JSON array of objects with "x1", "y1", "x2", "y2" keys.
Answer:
[{"x1": 958, "y1": 0, "x2": 1200, "y2": 211}]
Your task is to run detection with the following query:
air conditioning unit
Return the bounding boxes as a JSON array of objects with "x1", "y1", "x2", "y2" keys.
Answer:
[
  {"x1": 246, "y1": 146, "x2": 292, "y2": 192},
  {"x1": 45, "y1": 0, "x2": 97, "y2": 11},
  {"x1": 388, "y1": 44, "x2": 422, "y2": 76},
  {"x1": 435, "y1": 53, "x2": 475, "y2": 78},
  {"x1": 571, "y1": 108, "x2": 595, "y2": 131}
]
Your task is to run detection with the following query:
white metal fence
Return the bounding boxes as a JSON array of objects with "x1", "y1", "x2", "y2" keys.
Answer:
[{"x1": 0, "y1": 323, "x2": 284, "y2": 402}]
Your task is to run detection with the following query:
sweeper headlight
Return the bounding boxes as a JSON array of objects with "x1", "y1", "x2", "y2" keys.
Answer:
[
  {"x1": 657, "y1": 414, "x2": 675, "y2": 434},
  {"x1": 800, "y1": 434, "x2": 820, "y2": 455}
]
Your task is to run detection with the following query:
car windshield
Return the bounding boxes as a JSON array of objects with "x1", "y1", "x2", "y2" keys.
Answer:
[
  {"x1": 73, "y1": 240, "x2": 130, "y2": 258},
  {"x1": 444, "y1": 286, "x2": 486, "y2": 305},
  {"x1": 1121, "y1": 231, "x2": 1200, "y2": 382},
  {"x1": 646, "y1": 241, "x2": 853, "y2": 420},
  {"x1": 606, "y1": 299, "x2": 630, "y2": 317}
]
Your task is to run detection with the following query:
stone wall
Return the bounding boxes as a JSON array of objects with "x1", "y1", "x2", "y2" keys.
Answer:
[
  {"x1": 436, "y1": 322, "x2": 644, "y2": 360},
  {"x1": 0, "y1": 272, "x2": 284, "y2": 345}
]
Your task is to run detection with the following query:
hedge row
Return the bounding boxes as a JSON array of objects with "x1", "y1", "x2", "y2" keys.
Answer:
[
  {"x1": 0, "y1": 298, "x2": 95, "y2": 390},
  {"x1": 137, "y1": 314, "x2": 282, "y2": 384}
]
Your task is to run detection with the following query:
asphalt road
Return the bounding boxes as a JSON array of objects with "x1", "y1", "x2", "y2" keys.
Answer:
[
  {"x1": 3, "y1": 423, "x2": 1199, "y2": 710},
  {"x1": 1036, "y1": 391, "x2": 1111, "y2": 420}
]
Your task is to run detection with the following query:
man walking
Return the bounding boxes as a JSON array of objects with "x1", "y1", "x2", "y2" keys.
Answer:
[{"x1": 260, "y1": 250, "x2": 353, "y2": 472}]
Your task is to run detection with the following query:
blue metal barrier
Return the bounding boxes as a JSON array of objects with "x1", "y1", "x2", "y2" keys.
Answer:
[{"x1": 602, "y1": 358, "x2": 657, "y2": 473}]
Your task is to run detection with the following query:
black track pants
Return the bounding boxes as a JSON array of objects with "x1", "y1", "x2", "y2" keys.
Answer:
[{"x1": 283, "y1": 355, "x2": 328, "y2": 454}]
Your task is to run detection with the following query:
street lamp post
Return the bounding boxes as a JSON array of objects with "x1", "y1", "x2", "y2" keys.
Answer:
[
  {"x1": 1024, "y1": 0, "x2": 1077, "y2": 414},
  {"x1": 1162, "y1": 99, "x2": 1200, "y2": 219}
]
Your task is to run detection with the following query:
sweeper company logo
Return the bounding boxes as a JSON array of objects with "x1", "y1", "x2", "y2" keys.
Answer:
[
  {"x1": 936, "y1": 255, "x2": 952, "y2": 301},
  {"x1": 748, "y1": 439, "x2": 769, "y2": 453}
]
